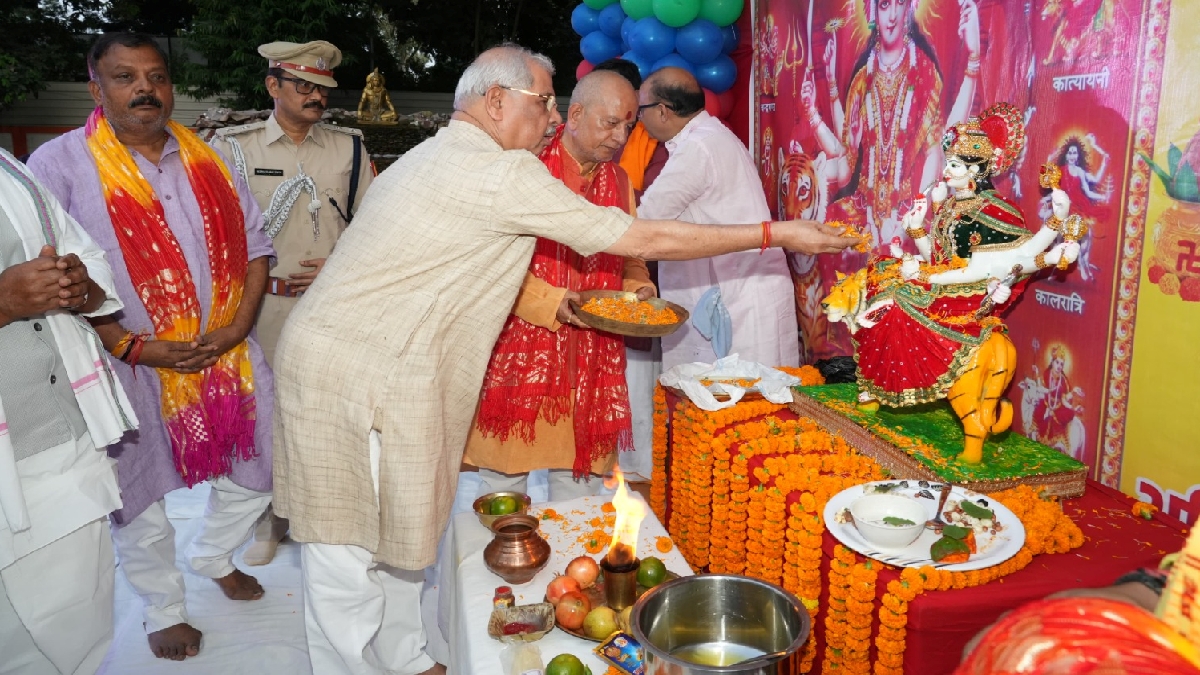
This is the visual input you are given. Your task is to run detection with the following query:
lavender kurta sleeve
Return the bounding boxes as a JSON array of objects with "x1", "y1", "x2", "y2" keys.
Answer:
[{"x1": 28, "y1": 127, "x2": 276, "y2": 525}]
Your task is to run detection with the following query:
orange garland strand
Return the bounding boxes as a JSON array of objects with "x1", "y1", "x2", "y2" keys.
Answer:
[{"x1": 651, "y1": 370, "x2": 1089, "y2": 675}]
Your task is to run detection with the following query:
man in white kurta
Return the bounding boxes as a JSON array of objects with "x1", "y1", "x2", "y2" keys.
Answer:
[
  {"x1": 637, "y1": 68, "x2": 800, "y2": 370},
  {"x1": 273, "y1": 46, "x2": 853, "y2": 675},
  {"x1": 0, "y1": 148, "x2": 137, "y2": 675}
]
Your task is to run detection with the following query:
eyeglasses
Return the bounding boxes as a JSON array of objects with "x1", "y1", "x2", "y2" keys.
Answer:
[
  {"x1": 500, "y1": 86, "x2": 557, "y2": 113},
  {"x1": 637, "y1": 102, "x2": 672, "y2": 119},
  {"x1": 276, "y1": 75, "x2": 330, "y2": 96}
]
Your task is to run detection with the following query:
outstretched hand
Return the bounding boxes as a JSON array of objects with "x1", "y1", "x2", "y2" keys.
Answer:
[{"x1": 773, "y1": 220, "x2": 858, "y2": 255}]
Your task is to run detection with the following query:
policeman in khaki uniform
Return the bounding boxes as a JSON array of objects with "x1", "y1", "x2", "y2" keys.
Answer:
[
  {"x1": 212, "y1": 40, "x2": 373, "y2": 366},
  {"x1": 211, "y1": 40, "x2": 373, "y2": 566}
]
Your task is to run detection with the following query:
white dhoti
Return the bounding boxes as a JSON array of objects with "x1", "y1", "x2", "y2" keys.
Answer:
[
  {"x1": 110, "y1": 477, "x2": 271, "y2": 632},
  {"x1": 622, "y1": 340, "x2": 662, "y2": 481},
  {"x1": 300, "y1": 430, "x2": 436, "y2": 675},
  {"x1": 0, "y1": 519, "x2": 113, "y2": 675},
  {"x1": 0, "y1": 433, "x2": 121, "y2": 675}
]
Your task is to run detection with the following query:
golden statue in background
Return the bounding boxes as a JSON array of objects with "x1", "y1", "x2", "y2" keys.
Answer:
[{"x1": 358, "y1": 68, "x2": 398, "y2": 124}]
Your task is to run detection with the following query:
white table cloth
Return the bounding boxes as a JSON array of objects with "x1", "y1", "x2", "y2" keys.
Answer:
[{"x1": 442, "y1": 494, "x2": 692, "y2": 674}]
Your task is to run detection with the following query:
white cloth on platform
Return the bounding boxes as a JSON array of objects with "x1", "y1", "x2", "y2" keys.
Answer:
[
  {"x1": 110, "y1": 477, "x2": 270, "y2": 633},
  {"x1": 638, "y1": 112, "x2": 798, "y2": 371},
  {"x1": 300, "y1": 429, "x2": 436, "y2": 675}
]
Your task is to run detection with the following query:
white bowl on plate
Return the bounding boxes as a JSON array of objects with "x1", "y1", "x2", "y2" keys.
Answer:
[{"x1": 848, "y1": 493, "x2": 927, "y2": 550}]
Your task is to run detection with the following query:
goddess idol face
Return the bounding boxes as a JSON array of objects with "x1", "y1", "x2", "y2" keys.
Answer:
[{"x1": 942, "y1": 156, "x2": 980, "y2": 191}]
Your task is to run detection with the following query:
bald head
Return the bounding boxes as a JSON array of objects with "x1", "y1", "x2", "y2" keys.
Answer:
[
  {"x1": 636, "y1": 67, "x2": 705, "y2": 142},
  {"x1": 571, "y1": 70, "x2": 635, "y2": 108},
  {"x1": 562, "y1": 70, "x2": 638, "y2": 169},
  {"x1": 642, "y1": 67, "x2": 704, "y2": 117}
]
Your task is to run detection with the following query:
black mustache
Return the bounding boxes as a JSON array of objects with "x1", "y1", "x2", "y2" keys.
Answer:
[
  {"x1": 129, "y1": 95, "x2": 163, "y2": 108},
  {"x1": 304, "y1": 101, "x2": 326, "y2": 110}
]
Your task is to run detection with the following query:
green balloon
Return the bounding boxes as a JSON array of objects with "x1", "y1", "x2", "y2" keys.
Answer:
[
  {"x1": 653, "y1": 0, "x2": 701, "y2": 28},
  {"x1": 584, "y1": 0, "x2": 618, "y2": 9},
  {"x1": 621, "y1": 0, "x2": 655, "y2": 20},
  {"x1": 698, "y1": 0, "x2": 743, "y2": 27}
]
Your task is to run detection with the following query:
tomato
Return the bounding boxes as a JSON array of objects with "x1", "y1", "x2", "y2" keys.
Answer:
[
  {"x1": 546, "y1": 574, "x2": 581, "y2": 605},
  {"x1": 555, "y1": 590, "x2": 591, "y2": 630}
]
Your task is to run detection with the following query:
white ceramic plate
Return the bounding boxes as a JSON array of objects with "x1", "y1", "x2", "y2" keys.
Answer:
[{"x1": 823, "y1": 480, "x2": 1026, "y2": 571}]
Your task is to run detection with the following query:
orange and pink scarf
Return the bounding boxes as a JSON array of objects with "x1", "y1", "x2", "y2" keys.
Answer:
[{"x1": 85, "y1": 107, "x2": 255, "y2": 486}]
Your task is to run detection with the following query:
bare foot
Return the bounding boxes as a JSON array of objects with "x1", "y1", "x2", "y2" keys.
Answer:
[
  {"x1": 214, "y1": 569, "x2": 264, "y2": 600},
  {"x1": 147, "y1": 622, "x2": 202, "y2": 660},
  {"x1": 416, "y1": 665, "x2": 447, "y2": 675}
]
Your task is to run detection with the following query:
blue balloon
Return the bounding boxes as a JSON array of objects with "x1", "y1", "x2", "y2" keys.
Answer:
[
  {"x1": 694, "y1": 53, "x2": 736, "y2": 92},
  {"x1": 651, "y1": 52, "x2": 695, "y2": 75},
  {"x1": 721, "y1": 23, "x2": 739, "y2": 54},
  {"x1": 599, "y1": 3, "x2": 627, "y2": 40},
  {"x1": 571, "y1": 4, "x2": 602, "y2": 36},
  {"x1": 675, "y1": 18, "x2": 723, "y2": 65},
  {"x1": 621, "y1": 17, "x2": 637, "y2": 50},
  {"x1": 629, "y1": 17, "x2": 677, "y2": 63},
  {"x1": 581, "y1": 31, "x2": 624, "y2": 64},
  {"x1": 620, "y1": 50, "x2": 654, "y2": 79}
]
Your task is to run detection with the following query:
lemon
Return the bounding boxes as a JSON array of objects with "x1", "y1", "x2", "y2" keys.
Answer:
[
  {"x1": 637, "y1": 556, "x2": 668, "y2": 588},
  {"x1": 489, "y1": 496, "x2": 520, "y2": 516}
]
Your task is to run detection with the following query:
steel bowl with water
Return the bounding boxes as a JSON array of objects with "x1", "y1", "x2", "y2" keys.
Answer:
[{"x1": 629, "y1": 574, "x2": 810, "y2": 674}]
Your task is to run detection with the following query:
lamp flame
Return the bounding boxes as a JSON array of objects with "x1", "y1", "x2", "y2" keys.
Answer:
[{"x1": 604, "y1": 464, "x2": 645, "y2": 567}]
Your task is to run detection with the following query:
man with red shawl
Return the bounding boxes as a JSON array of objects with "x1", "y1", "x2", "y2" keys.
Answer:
[{"x1": 465, "y1": 70, "x2": 652, "y2": 499}]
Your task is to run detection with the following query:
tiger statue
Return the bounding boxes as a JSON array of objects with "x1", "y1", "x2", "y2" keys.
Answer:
[{"x1": 822, "y1": 267, "x2": 1018, "y2": 465}]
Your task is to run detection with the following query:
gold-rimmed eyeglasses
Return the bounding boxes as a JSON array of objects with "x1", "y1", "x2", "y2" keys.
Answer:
[{"x1": 500, "y1": 86, "x2": 557, "y2": 113}]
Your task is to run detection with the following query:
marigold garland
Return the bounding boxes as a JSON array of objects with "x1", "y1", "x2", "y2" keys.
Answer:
[{"x1": 651, "y1": 379, "x2": 1089, "y2": 675}]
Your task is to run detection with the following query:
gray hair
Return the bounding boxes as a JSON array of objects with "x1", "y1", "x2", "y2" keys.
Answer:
[{"x1": 453, "y1": 44, "x2": 555, "y2": 109}]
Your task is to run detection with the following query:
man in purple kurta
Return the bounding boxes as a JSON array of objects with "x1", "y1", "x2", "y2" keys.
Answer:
[{"x1": 28, "y1": 33, "x2": 275, "y2": 662}]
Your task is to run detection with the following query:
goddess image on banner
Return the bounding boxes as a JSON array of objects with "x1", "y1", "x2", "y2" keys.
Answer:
[{"x1": 754, "y1": 0, "x2": 1155, "y2": 481}]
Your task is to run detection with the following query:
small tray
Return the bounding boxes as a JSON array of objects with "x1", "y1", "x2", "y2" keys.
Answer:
[
  {"x1": 570, "y1": 290, "x2": 689, "y2": 338},
  {"x1": 487, "y1": 602, "x2": 555, "y2": 643},
  {"x1": 554, "y1": 570, "x2": 680, "y2": 642}
]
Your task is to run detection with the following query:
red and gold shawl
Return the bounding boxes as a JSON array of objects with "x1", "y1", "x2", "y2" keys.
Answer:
[
  {"x1": 476, "y1": 127, "x2": 632, "y2": 477},
  {"x1": 85, "y1": 107, "x2": 255, "y2": 486}
]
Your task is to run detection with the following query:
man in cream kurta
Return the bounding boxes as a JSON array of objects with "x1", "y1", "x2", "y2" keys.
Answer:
[
  {"x1": 274, "y1": 45, "x2": 855, "y2": 675},
  {"x1": 638, "y1": 68, "x2": 800, "y2": 370}
]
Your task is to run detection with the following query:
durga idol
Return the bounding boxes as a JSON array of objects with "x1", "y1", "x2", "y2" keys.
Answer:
[{"x1": 822, "y1": 103, "x2": 1085, "y2": 464}]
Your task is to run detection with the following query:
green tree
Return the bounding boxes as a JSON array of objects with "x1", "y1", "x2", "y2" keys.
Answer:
[
  {"x1": 176, "y1": 0, "x2": 387, "y2": 108},
  {"x1": 383, "y1": 0, "x2": 580, "y2": 93},
  {"x1": 1, "y1": 0, "x2": 107, "y2": 109}
]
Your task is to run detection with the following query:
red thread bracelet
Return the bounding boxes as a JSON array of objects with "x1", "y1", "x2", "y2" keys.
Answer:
[{"x1": 759, "y1": 220, "x2": 772, "y2": 254}]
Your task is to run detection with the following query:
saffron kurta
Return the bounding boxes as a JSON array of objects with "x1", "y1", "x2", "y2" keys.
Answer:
[
  {"x1": 639, "y1": 112, "x2": 799, "y2": 371},
  {"x1": 463, "y1": 153, "x2": 652, "y2": 476},
  {"x1": 272, "y1": 121, "x2": 633, "y2": 569},
  {"x1": 27, "y1": 128, "x2": 275, "y2": 525}
]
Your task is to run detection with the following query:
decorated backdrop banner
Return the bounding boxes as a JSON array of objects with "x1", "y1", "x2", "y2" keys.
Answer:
[{"x1": 751, "y1": 0, "x2": 1176, "y2": 494}]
